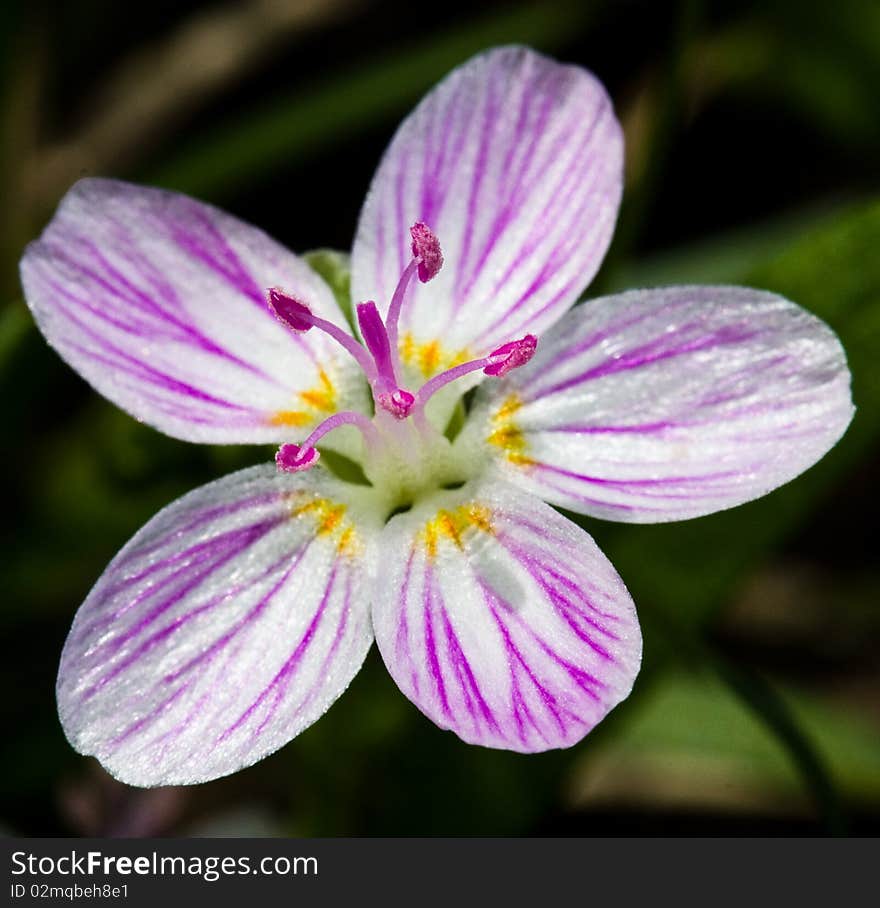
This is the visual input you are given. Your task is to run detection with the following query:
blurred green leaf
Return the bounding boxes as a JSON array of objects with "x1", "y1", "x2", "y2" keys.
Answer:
[
  {"x1": 148, "y1": 0, "x2": 598, "y2": 199},
  {"x1": 712, "y1": 658, "x2": 846, "y2": 833},
  {"x1": 691, "y1": 2, "x2": 880, "y2": 148},
  {"x1": 609, "y1": 201, "x2": 849, "y2": 290},
  {"x1": 0, "y1": 301, "x2": 30, "y2": 376},
  {"x1": 579, "y1": 671, "x2": 880, "y2": 810}
]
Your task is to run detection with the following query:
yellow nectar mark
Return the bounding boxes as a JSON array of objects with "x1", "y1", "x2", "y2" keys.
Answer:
[
  {"x1": 400, "y1": 332, "x2": 471, "y2": 378},
  {"x1": 487, "y1": 393, "x2": 534, "y2": 467},
  {"x1": 422, "y1": 503, "x2": 493, "y2": 560},
  {"x1": 270, "y1": 367, "x2": 337, "y2": 428},
  {"x1": 289, "y1": 494, "x2": 359, "y2": 556}
]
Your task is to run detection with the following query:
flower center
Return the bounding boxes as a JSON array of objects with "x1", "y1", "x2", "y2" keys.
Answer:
[{"x1": 267, "y1": 223, "x2": 536, "y2": 509}]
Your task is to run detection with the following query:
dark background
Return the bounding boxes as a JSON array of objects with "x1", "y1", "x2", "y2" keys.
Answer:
[{"x1": 1, "y1": 0, "x2": 878, "y2": 836}]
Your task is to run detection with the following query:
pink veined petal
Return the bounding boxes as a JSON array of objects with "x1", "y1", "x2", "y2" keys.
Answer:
[
  {"x1": 371, "y1": 479, "x2": 641, "y2": 752},
  {"x1": 57, "y1": 464, "x2": 377, "y2": 786},
  {"x1": 21, "y1": 179, "x2": 369, "y2": 444},
  {"x1": 462, "y1": 285, "x2": 854, "y2": 523},
  {"x1": 351, "y1": 46, "x2": 623, "y2": 374}
]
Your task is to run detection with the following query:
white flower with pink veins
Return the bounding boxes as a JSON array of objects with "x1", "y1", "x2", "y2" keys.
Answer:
[{"x1": 20, "y1": 46, "x2": 853, "y2": 786}]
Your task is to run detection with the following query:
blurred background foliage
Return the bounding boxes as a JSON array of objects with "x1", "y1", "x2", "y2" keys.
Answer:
[{"x1": 1, "y1": 0, "x2": 878, "y2": 836}]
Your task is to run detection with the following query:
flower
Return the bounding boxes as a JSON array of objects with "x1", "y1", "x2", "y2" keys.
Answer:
[{"x1": 20, "y1": 46, "x2": 853, "y2": 788}]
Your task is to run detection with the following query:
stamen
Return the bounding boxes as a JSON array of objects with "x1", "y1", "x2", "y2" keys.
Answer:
[
  {"x1": 266, "y1": 289, "x2": 313, "y2": 332},
  {"x1": 276, "y1": 443, "x2": 320, "y2": 473},
  {"x1": 483, "y1": 334, "x2": 538, "y2": 376},
  {"x1": 267, "y1": 226, "x2": 450, "y2": 435},
  {"x1": 415, "y1": 335, "x2": 538, "y2": 407},
  {"x1": 268, "y1": 288, "x2": 376, "y2": 379},
  {"x1": 385, "y1": 260, "x2": 418, "y2": 356},
  {"x1": 385, "y1": 223, "x2": 443, "y2": 359},
  {"x1": 410, "y1": 222, "x2": 443, "y2": 283},
  {"x1": 274, "y1": 409, "x2": 379, "y2": 474}
]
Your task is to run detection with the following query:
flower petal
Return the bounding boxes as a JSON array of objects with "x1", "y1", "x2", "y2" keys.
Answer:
[
  {"x1": 21, "y1": 179, "x2": 369, "y2": 443},
  {"x1": 463, "y1": 286, "x2": 854, "y2": 523},
  {"x1": 57, "y1": 464, "x2": 378, "y2": 786},
  {"x1": 371, "y1": 479, "x2": 640, "y2": 752},
  {"x1": 351, "y1": 46, "x2": 622, "y2": 375}
]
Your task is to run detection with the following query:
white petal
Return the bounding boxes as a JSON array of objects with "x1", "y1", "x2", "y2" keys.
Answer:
[
  {"x1": 371, "y1": 479, "x2": 641, "y2": 751},
  {"x1": 351, "y1": 46, "x2": 622, "y2": 379},
  {"x1": 21, "y1": 179, "x2": 369, "y2": 443},
  {"x1": 57, "y1": 464, "x2": 378, "y2": 786},
  {"x1": 462, "y1": 286, "x2": 854, "y2": 522}
]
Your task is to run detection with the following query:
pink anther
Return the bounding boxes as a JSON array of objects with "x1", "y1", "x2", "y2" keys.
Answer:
[
  {"x1": 275, "y1": 443, "x2": 320, "y2": 473},
  {"x1": 483, "y1": 335, "x2": 538, "y2": 377},
  {"x1": 267, "y1": 288, "x2": 314, "y2": 332},
  {"x1": 410, "y1": 222, "x2": 443, "y2": 283}
]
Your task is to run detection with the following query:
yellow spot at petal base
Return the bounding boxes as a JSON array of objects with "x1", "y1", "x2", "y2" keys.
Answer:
[
  {"x1": 299, "y1": 368, "x2": 336, "y2": 410},
  {"x1": 494, "y1": 394, "x2": 523, "y2": 422},
  {"x1": 422, "y1": 503, "x2": 493, "y2": 560},
  {"x1": 400, "y1": 332, "x2": 471, "y2": 378},
  {"x1": 487, "y1": 393, "x2": 534, "y2": 467},
  {"x1": 336, "y1": 526, "x2": 357, "y2": 557},
  {"x1": 289, "y1": 494, "x2": 360, "y2": 557},
  {"x1": 270, "y1": 367, "x2": 337, "y2": 428},
  {"x1": 270, "y1": 410, "x2": 311, "y2": 428}
]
